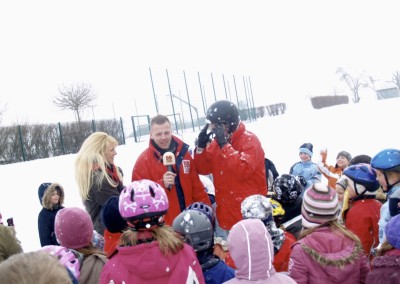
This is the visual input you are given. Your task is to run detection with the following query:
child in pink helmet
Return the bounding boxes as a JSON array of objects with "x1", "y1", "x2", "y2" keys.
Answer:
[{"x1": 100, "y1": 179, "x2": 205, "y2": 284}]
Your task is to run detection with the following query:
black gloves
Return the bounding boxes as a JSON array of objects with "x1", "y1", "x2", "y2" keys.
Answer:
[
  {"x1": 296, "y1": 175, "x2": 307, "y2": 188},
  {"x1": 197, "y1": 124, "x2": 212, "y2": 148},
  {"x1": 213, "y1": 124, "x2": 228, "y2": 148}
]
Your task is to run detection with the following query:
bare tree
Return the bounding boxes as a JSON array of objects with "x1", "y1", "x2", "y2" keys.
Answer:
[
  {"x1": 389, "y1": 71, "x2": 400, "y2": 89},
  {"x1": 53, "y1": 83, "x2": 97, "y2": 123},
  {"x1": 336, "y1": 68, "x2": 364, "y2": 103}
]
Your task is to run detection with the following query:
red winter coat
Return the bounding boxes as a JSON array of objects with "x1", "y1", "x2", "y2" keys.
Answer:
[
  {"x1": 132, "y1": 136, "x2": 211, "y2": 225},
  {"x1": 274, "y1": 231, "x2": 296, "y2": 272},
  {"x1": 344, "y1": 198, "x2": 381, "y2": 261},
  {"x1": 194, "y1": 122, "x2": 267, "y2": 230}
]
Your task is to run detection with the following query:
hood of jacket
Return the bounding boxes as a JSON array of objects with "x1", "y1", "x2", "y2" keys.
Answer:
[
  {"x1": 299, "y1": 226, "x2": 364, "y2": 270},
  {"x1": 228, "y1": 219, "x2": 276, "y2": 281}
]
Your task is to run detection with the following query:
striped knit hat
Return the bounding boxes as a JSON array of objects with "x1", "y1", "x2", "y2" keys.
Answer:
[{"x1": 302, "y1": 183, "x2": 339, "y2": 228}]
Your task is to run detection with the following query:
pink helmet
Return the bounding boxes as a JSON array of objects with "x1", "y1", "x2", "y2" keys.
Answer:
[
  {"x1": 40, "y1": 245, "x2": 82, "y2": 280},
  {"x1": 119, "y1": 179, "x2": 169, "y2": 230}
]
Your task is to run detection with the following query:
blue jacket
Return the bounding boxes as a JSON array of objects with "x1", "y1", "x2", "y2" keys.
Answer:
[
  {"x1": 289, "y1": 160, "x2": 321, "y2": 195},
  {"x1": 38, "y1": 205, "x2": 63, "y2": 246},
  {"x1": 379, "y1": 185, "x2": 400, "y2": 245},
  {"x1": 203, "y1": 258, "x2": 234, "y2": 284}
]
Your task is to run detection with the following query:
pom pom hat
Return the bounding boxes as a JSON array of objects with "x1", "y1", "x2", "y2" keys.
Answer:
[
  {"x1": 302, "y1": 183, "x2": 339, "y2": 228},
  {"x1": 55, "y1": 207, "x2": 94, "y2": 249},
  {"x1": 299, "y1": 143, "x2": 313, "y2": 158}
]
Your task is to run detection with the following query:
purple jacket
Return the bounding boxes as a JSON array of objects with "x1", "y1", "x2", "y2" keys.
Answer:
[
  {"x1": 225, "y1": 219, "x2": 296, "y2": 284},
  {"x1": 100, "y1": 242, "x2": 205, "y2": 284},
  {"x1": 288, "y1": 226, "x2": 370, "y2": 284},
  {"x1": 366, "y1": 249, "x2": 400, "y2": 283}
]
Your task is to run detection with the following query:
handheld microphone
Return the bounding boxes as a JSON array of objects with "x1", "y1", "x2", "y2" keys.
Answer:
[{"x1": 162, "y1": 152, "x2": 176, "y2": 190}]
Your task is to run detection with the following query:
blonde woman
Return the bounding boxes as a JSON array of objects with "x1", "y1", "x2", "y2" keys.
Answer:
[{"x1": 75, "y1": 132, "x2": 124, "y2": 236}]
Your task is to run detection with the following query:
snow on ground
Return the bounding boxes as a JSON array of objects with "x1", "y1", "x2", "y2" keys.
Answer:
[{"x1": 0, "y1": 97, "x2": 398, "y2": 252}]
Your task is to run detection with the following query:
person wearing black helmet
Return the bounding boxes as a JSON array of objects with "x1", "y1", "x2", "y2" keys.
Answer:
[
  {"x1": 194, "y1": 100, "x2": 267, "y2": 239},
  {"x1": 371, "y1": 148, "x2": 400, "y2": 248}
]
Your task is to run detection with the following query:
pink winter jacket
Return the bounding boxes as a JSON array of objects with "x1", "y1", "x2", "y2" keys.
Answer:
[
  {"x1": 288, "y1": 226, "x2": 370, "y2": 284},
  {"x1": 225, "y1": 219, "x2": 296, "y2": 284},
  {"x1": 100, "y1": 242, "x2": 205, "y2": 284}
]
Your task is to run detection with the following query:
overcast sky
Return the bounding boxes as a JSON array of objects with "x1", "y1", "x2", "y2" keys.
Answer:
[{"x1": 1, "y1": 0, "x2": 399, "y2": 125}]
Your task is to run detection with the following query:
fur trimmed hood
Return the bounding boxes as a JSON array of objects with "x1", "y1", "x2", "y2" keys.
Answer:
[{"x1": 299, "y1": 226, "x2": 363, "y2": 268}]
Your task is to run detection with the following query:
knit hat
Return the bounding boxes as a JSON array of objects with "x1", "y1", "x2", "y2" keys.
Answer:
[
  {"x1": 302, "y1": 183, "x2": 339, "y2": 228},
  {"x1": 349, "y1": 154, "x2": 372, "y2": 166},
  {"x1": 385, "y1": 214, "x2": 400, "y2": 249},
  {"x1": 299, "y1": 143, "x2": 313, "y2": 157},
  {"x1": 336, "y1": 151, "x2": 352, "y2": 162},
  {"x1": 55, "y1": 207, "x2": 94, "y2": 249},
  {"x1": 100, "y1": 196, "x2": 127, "y2": 233}
]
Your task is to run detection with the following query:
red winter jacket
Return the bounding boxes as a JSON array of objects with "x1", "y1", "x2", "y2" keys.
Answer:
[
  {"x1": 194, "y1": 122, "x2": 267, "y2": 230},
  {"x1": 344, "y1": 198, "x2": 381, "y2": 261},
  {"x1": 274, "y1": 231, "x2": 296, "y2": 272},
  {"x1": 132, "y1": 136, "x2": 211, "y2": 225}
]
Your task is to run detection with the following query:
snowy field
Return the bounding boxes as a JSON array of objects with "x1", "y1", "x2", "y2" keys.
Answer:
[{"x1": 0, "y1": 97, "x2": 398, "y2": 252}]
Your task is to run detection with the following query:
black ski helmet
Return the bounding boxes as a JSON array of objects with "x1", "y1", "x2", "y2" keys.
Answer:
[
  {"x1": 206, "y1": 100, "x2": 240, "y2": 133},
  {"x1": 272, "y1": 174, "x2": 303, "y2": 204}
]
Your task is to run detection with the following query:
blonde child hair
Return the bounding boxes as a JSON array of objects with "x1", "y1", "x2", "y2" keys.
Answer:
[{"x1": 119, "y1": 225, "x2": 184, "y2": 256}]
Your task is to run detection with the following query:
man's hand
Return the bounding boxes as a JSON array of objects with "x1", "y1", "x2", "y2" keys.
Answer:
[
  {"x1": 163, "y1": 171, "x2": 176, "y2": 190},
  {"x1": 213, "y1": 124, "x2": 228, "y2": 148},
  {"x1": 197, "y1": 124, "x2": 212, "y2": 149}
]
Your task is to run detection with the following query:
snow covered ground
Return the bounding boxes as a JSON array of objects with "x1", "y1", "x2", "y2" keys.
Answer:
[{"x1": 0, "y1": 97, "x2": 398, "y2": 252}]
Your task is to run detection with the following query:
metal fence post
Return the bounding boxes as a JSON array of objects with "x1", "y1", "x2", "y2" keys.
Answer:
[
  {"x1": 58, "y1": 122, "x2": 65, "y2": 155},
  {"x1": 18, "y1": 125, "x2": 26, "y2": 162},
  {"x1": 131, "y1": 116, "x2": 138, "y2": 143},
  {"x1": 119, "y1": 117, "x2": 125, "y2": 145}
]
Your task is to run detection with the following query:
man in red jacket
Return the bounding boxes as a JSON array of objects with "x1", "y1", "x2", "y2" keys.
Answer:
[
  {"x1": 131, "y1": 114, "x2": 211, "y2": 225},
  {"x1": 194, "y1": 100, "x2": 267, "y2": 239}
]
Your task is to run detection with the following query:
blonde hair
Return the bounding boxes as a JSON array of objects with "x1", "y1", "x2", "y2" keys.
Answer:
[
  {"x1": 41, "y1": 183, "x2": 65, "y2": 210},
  {"x1": 376, "y1": 240, "x2": 393, "y2": 256},
  {"x1": 75, "y1": 243, "x2": 106, "y2": 257},
  {"x1": 0, "y1": 251, "x2": 72, "y2": 283},
  {"x1": 75, "y1": 132, "x2": 121, "y2": 201},
  {"x1": 300, "y1": 220, "x2": 361, "y2": 244},
  {"x1": 119, "y1": 226, "x2": 184, "y2": 256}
]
